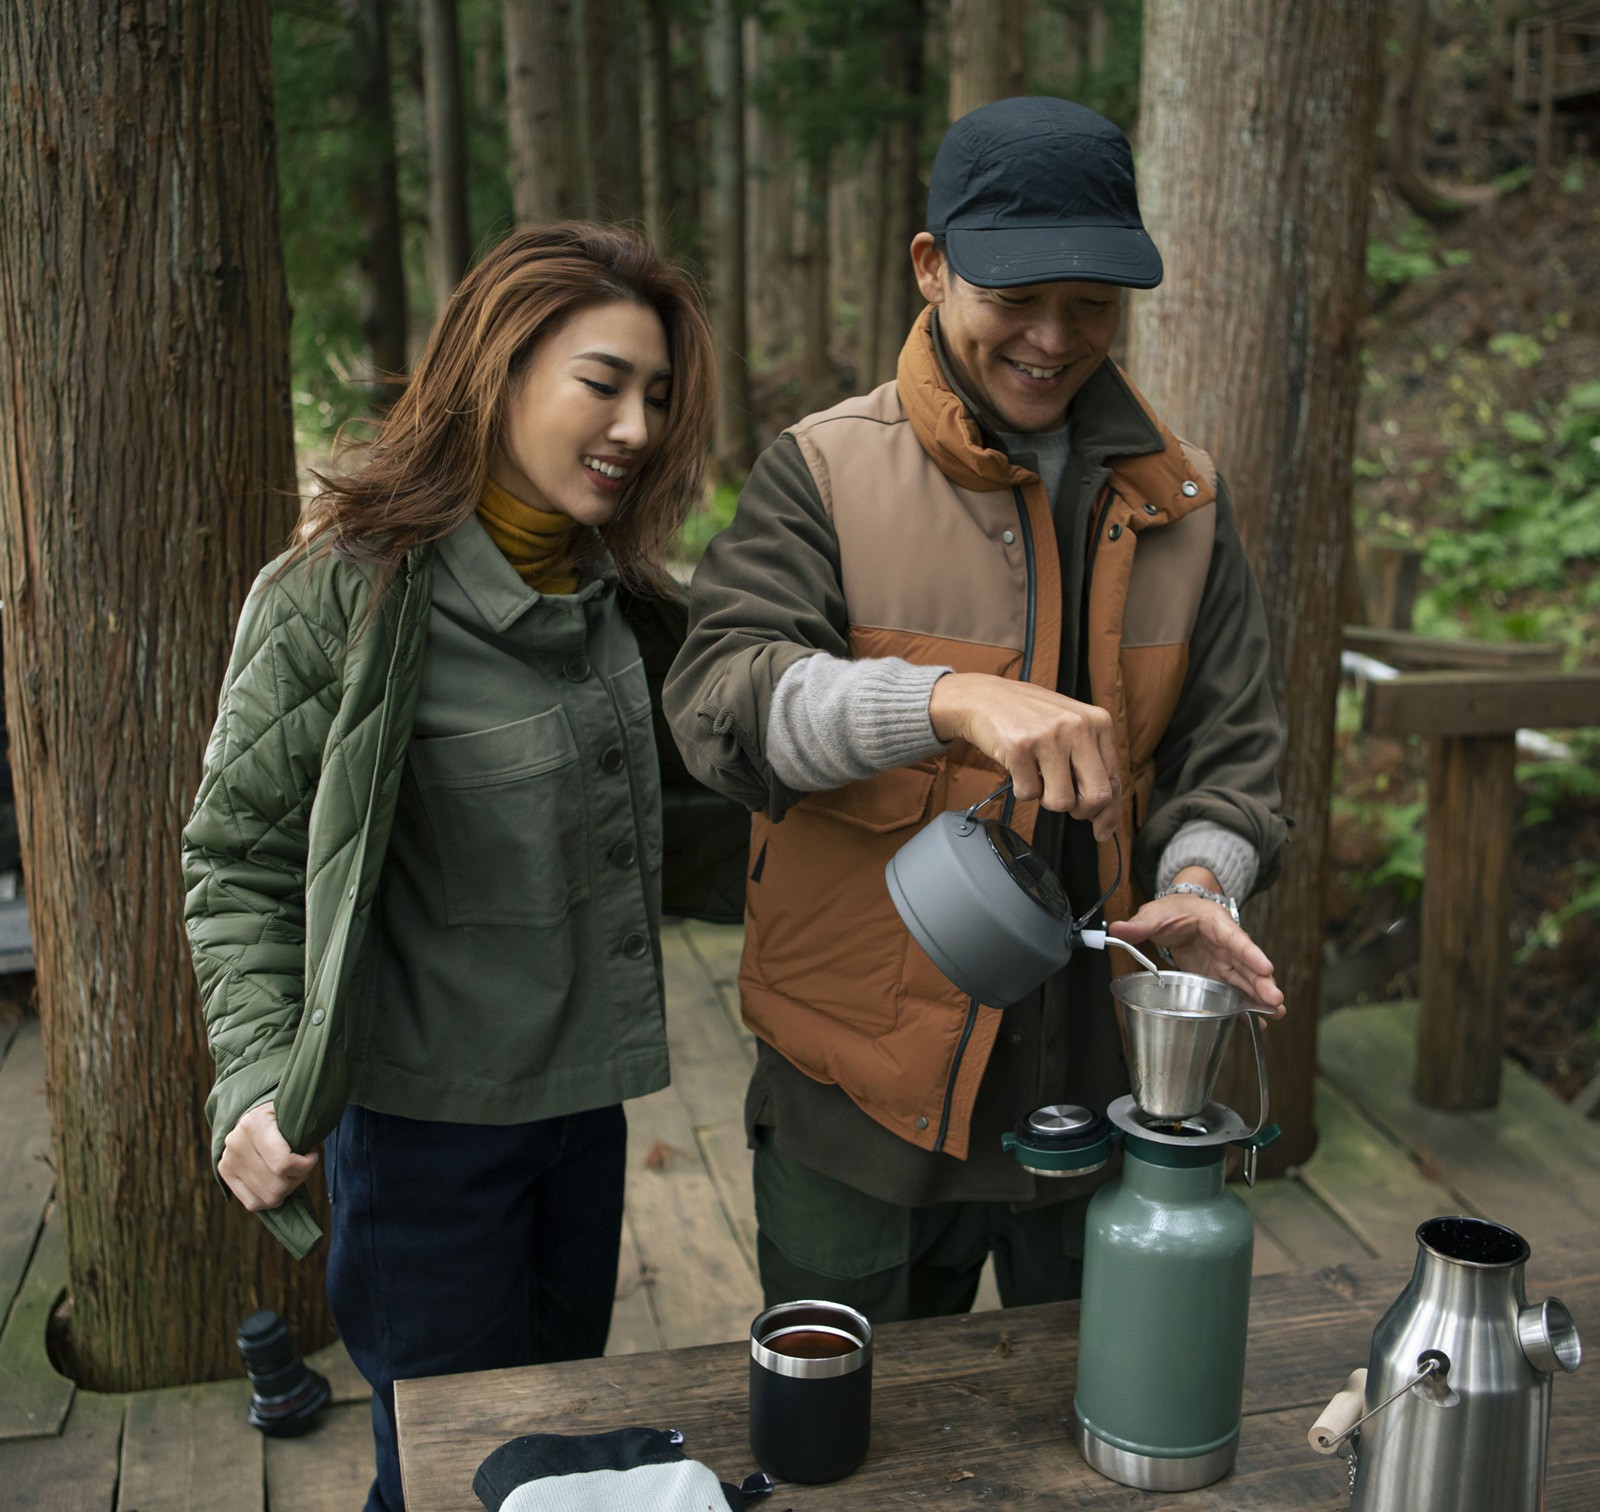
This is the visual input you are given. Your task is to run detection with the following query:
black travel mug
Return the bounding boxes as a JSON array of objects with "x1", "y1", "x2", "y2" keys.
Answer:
[{"x1": 748, "y1": 1299, "x2": 872, "y2": 1483}]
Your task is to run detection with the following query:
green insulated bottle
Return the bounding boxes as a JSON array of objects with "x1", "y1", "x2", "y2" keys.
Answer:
[{"x1": 1073, "y1": 1134, "x2": 1256, "y2": 1490}]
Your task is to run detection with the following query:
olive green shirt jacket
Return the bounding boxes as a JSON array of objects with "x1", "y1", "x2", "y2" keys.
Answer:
[{"x1": 182, "y1": 519, "x2": 668, "y2": 1257}]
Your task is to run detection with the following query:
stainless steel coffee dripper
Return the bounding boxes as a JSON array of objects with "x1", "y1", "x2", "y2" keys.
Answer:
[{"x1": 1111, "y1": 971, "x2": 1273, "y2": 1133}]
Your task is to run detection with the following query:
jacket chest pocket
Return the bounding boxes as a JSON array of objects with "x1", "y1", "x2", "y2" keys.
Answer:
[
  {"x1": 409, "y1": 707, "x2": 590, "y2": 927},
  {"x1": 609, "y1": 659, "x2": 664, "y2": 872}
]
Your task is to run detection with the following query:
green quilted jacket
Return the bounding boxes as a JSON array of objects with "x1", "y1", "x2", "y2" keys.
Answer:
[{"x1": 182, "y1": 546, "x2": 432, "y2": 1258}]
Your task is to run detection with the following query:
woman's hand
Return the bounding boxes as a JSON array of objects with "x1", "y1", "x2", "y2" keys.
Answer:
[
  {"x1": 219, "y1": 1101, "x2": 319, "y2": 1212},
  {"x1": 929, "y1": 672, "x2": 1122, "y2": 841},
  {"x1": 1109, "y1": 892, "x2": 1284, "y2": 1016}
]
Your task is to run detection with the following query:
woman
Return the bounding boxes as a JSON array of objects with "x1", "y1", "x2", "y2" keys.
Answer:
[{"x1": 181, "y1": 223, "x2": 715, "y2": 1511}]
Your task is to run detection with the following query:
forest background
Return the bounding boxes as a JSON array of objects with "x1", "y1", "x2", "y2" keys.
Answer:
[
  {"x1": 1, "y1": 0, "x2": 1597, "y2": 1393},
  {"x1": 277, "y1": 0, "x2": 1600, "y2": 1100}
]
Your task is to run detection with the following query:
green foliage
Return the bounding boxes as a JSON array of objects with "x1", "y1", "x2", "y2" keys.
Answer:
[
  {"x1": 1332, "y1": 789, "x2": 1427, "y2": 902},
  {"x1": 1413, "y1": 375, "x2": 1600, "y2": 660},
  {"x1": 272, "y1": 0, "x2": 513, "y2": 460},
  {"x1": 675, "y1": 483, "x2": 741, "y2": 565},
  {"x1": 1366, "y1": 214, "x2": 1471, "y2": 295},
  {"x1": 1516, "y1": 862, "x2": 1600, "y2": 964},
  {"x1": 1518, "y1": 731, "x2": 1600, "y2": 827}
]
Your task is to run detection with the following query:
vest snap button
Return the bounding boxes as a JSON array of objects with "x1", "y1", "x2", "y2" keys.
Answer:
[
  {"x1": 1181, "y1": 480, "x2": 1200, "y2": 497},
  {"x1": 1143, "y1": 502, "x2": 1158, "y2": 516},
  {"x1": 1001, "y1": 529, "x2": 1016, "y2": 545},
  {"x1": 916, "y1": 1116, "x2": 929, "y2": 1130},
  {"x1": 310, "y1": 1009, "x2": 325, "y2": 1026},
  {"x1": 1108, "y1": 523, "x2": 1123, "y2": 541}
]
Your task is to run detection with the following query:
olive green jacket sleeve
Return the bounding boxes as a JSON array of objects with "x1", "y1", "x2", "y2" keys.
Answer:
[
  {"x1": 1132, "y1": 475, "x2": 1289, "y2": 898},
  {"x1": 181, "y1": 565, "x2": 349, "y2": 1172},
  {"x1": 663, "y1": 434, "x2": 846, "y2": 820}
]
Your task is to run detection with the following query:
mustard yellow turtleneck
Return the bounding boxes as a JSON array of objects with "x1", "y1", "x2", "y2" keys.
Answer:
[{"x1": 476, "y1": 478, "x2": 580, "y2": 595}]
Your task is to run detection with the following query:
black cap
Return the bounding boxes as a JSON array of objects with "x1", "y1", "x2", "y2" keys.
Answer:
[{"x1": 927, "y1": 97, "x2": 1163, "y2": 291}]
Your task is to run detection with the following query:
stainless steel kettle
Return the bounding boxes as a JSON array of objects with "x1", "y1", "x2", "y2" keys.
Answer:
[
  {"x1": 884, "y1": 782, "x2": 1159, "y2": 1004},
  {"x1": 1343, "y1": 1216, "x2": 1581, "y2": 1512}
]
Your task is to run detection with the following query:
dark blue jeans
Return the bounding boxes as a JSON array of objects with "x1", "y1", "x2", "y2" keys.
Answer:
[{"x1": 324, "y1": 1103, "x2": 628, "y2": 1512}]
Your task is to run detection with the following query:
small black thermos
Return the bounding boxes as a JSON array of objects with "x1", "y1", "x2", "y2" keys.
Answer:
[{"x1": 236, "y1": 1310, "x2": 331, "y2": 1437}]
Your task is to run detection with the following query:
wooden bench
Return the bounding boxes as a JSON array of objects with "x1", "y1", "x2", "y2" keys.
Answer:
[{"x1": 1362, "y1": 668, "x2": 1600, "y2": 1111}]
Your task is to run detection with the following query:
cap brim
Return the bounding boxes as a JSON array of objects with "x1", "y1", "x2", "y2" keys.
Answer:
[{"x1": 944, "y1": 224, "x2": 1163, "y2": 290}]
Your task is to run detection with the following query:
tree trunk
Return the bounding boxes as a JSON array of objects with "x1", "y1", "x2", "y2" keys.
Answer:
[
  {"x1": 872, "y1": 3, "x2": 926, "y2": 388},
  {"x1": 345, "y1": 0, "x2": 410, "y2": 377},
  {"x1": 1130, "y1": 0, "x2": 1386, "y2": 1174},
  {"x1": 948, "y1": 0, "x2": 1026, "y2": 119},
  {"x1": 421, "y1": 0, "x2": 473, "y2": 310},
  {"x1": 640, "y1": 0, "x2": 673, "y2": 249},
  {"x1": 0, "y1": 0, "x2": 331, "y2": 1391},
  {"x1": 1381, "y1": 0, "x2": 1499, "y2": 217},
  {"x1": 857, "y1": 136, "x2": 889, "y2": 389},
  {"x1": 505, "y1": 0, "x2": 576, "y2": 222},
  {"x1": 579, "y1": 0, "x2": 643, "y2": 223},
  {"x1": 800, "y1": 159, "x2": 833, "y2": 411},
  {"x1": 707, "y1": 0, "x2": 755, "y2": 474}
]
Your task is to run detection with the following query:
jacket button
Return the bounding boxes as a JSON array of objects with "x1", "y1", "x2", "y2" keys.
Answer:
[
  {"x1": 1143, "y1": 502, "x2": 1159, "y2": 516},
  {"x1": 600, "y1": 746, "x2": 626, "y2": 774},
  {"x1": 623, "y1": 933, "x2": 649, "y2": 959},
  {"x1": 565, "y1": 655, "x2": 591, "y2": 681},
  {"x1": 1181, "y1": 480, "x2": 1200, "y2": 497},
  {"x1": 611, "y1": 839, "x2": 637, "y2": 868},
  {"x1": 915, "y1": 1116, "x2": 929, "y2": 1130},
  {"x1": 1001, "y1": 529, "x2": 1015, "y2": 544},
  {"x1": 1108, "y1": 523, "x2": 1123, "y2": 541},
  {"x1": 347, "y1": 886, "x2": 356, "y2": 900},
  {"x1": 310, "y1": 1009, "x2": 325, "y2": 1026}
]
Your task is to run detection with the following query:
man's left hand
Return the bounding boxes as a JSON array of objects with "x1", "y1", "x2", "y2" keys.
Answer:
[{"x1": 1109, "y1": 893, "x2": 1284, "y2": 1016}]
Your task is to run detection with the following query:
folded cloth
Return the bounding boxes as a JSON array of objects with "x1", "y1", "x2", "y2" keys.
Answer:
[{"x1": 474, "y1": 1426, "x2": 763, "y2": 1512}]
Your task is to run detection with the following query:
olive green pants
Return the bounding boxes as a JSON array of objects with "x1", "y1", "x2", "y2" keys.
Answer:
[{"x1": 752, "y1": 1131, "x2": 1091, "y2": 1325}]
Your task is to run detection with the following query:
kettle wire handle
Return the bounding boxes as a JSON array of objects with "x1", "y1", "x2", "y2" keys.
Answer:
[
  {"x1": 962, "y1": 779, "x2": 1125, "y2": 933},
  {"x1": 1325, "y1": 1354, "x2": 1449, "y2": 1449}
]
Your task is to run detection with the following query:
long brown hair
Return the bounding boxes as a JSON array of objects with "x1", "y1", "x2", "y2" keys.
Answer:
[{"x1": 297, "y1": 222, "x2": 716, "y2": 603}]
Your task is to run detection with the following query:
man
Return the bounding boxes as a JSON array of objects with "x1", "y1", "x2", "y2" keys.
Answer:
[{"x1": 664, "y1": 97, "x2": 1288, "y2": 1321}]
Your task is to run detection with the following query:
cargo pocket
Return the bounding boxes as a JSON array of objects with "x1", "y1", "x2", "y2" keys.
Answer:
[
  {"x1": 609, "y1": 658, "x2": 664, "y2": 872},
  {"x1": 410, "y1": 707, "x2": 590, "y2": 926}
]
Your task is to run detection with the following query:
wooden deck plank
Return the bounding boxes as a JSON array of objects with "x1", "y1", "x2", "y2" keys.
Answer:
[
  {"x1": 302, "y1": 1336, "x2": 370, "y2": 1408},
  {"x1": 264, "y1": 1399, "x2": 375, "y2": 1512},
  {"x1": 678, "y1": 919, "x2": 750, "y2": 1045},
  {"x1": 1321, "y1": 1002, "x2": 1600, "y2": 1246},
  {"x1": 1250, "y1": 1223, "x2": 1297, "y2": 1276},
  {"x1": 117, "y1": 1379, "x2": 263, "y2": 1512},
  {"x1": 695, "y1": 1121, "x2": 757, "y2": 1278},
  {"x1": 1295, "y1": 1080, "x2": 1465, "y2": 1258},
  {"x1": 1240, "y1": 1172, "x2": 1373, "y2": 1269},
  {"x1": 621, "y1": 1088, "x2": 761, "y2": 1351},
  {"x1": 0, "y1": 1389, "x2": 123, "y2": 1512},
  {"x1": 605, "y1": 1213, "x2": 664, "y2": 1358},
  {"x1": 0, "y1": 1022, "x2": 54, "y2": 1334},
  {"x1": 0, "y1": 1211, "x2": 73, "y2": 1440},
  {"x1": 657, "y1": 926, "x2": 753, "y2": 1133}
]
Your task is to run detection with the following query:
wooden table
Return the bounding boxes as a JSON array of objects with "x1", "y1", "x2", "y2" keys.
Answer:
[{"x1": 395, "y1": 1236, "x2": 1597, "y2": 1510}]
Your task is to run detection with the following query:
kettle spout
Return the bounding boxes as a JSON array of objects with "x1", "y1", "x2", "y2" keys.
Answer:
[
  {"x1": 1077, "y1": 928, "x2": 1164, "y2": 978},
  {"x1": 1518, "y1": 1298, "x2": 1582, "y2": 1375}
]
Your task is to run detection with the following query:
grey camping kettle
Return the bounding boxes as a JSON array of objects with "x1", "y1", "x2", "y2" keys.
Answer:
[{"x1": 885, "y1": 782, "x2": 1160, "y2": 1005}]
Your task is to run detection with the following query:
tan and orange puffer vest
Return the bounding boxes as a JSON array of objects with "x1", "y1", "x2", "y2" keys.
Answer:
[{"x1": 739, "y1": 309, "x2": 1220, "y2": 1160}]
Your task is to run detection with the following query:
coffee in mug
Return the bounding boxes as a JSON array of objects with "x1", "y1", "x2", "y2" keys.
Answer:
[{"x1": 748, "y1": 1300, "x2": 873, "y2": 1483}]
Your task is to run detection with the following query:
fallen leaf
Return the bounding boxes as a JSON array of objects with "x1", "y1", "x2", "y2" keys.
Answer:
[
  {"x1": 644, "y1": 1139, "x2": 677, "y2": 1171},
  {"x1": 948, "y1": 1469, "x2": 975, "y2": 1483}
]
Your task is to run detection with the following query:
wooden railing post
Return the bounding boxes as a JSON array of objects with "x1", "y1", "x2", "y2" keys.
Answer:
[
  {"x1": 1415, "y1": 734, "x2": 1518, "y2": 1109},
  {"x1": 1362, "y1": 667, "x2": 1600, "y2": 1112}
]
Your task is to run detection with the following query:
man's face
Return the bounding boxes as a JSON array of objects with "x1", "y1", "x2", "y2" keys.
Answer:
[{"x1": 910, "y1": 233, "x2": 1123, "y2": 434}]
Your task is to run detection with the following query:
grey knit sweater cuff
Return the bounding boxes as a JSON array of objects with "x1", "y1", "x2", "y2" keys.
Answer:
[
  {"x1": 767, "y1": 654, "x2": 952, "y2": 792},
  {"x1": 1156, "y1": 820, "x2": 1259, "y2": 900}
]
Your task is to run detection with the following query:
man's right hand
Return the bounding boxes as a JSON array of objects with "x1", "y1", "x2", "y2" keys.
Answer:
[
  {"x1": 928, "y1": 672, "x2": 1122, "y2": 841},
  {"x1": 219, "y1": 1101, "x2": 319, "y2": 1212}
]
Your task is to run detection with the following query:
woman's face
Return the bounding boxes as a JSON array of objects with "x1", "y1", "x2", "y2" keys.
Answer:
[{"x1": 492, "y1": 299, "x2": 672, "y2": 527}]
